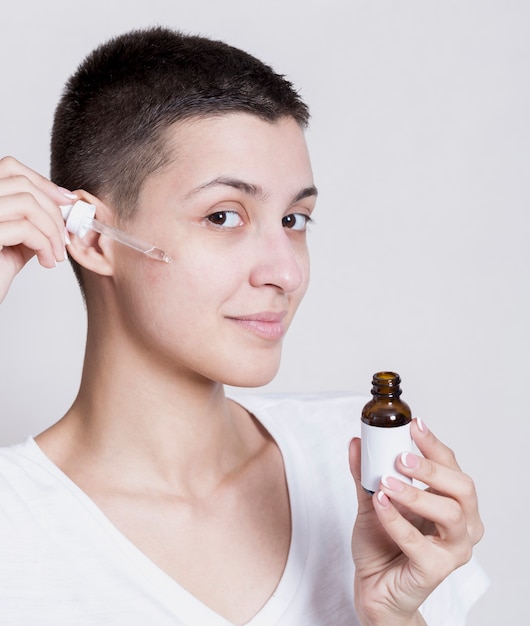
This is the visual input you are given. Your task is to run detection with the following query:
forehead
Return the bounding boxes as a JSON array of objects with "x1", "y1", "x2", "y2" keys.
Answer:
[{"x1": 160, "y1": 113, "x2": 313, "y2": 185}]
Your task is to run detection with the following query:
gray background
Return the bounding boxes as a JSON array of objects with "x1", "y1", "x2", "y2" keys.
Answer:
[{"x1": 1, "y1": 1, "x2": 528, "y2": 623}]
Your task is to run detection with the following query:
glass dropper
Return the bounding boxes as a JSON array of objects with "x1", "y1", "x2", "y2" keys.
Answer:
[
  {"x1": 60, "y1": 200, "x2": 172, "y2": 263},
  {"x1": 82, "y1": 217, "x2": 172, "y2": 263}
]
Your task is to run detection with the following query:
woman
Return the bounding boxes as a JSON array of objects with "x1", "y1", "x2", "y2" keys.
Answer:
[{"x1": 0, "y1": 27, "x2": 487, "y2": 625}]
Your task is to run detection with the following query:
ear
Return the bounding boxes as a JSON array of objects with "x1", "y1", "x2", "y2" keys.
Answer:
[{"x1": 66, "y1": 190, "x2": 115, "y2": 277}]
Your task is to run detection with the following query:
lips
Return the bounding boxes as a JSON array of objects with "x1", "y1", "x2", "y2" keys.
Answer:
[{"x1": 227, "y1": 311, "x2": 288, "y2": 341}]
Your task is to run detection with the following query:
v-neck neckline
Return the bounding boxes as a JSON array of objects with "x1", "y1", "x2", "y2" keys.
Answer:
[{"x1": 22, "y1": 401, "x2": 310, "y2": 625}]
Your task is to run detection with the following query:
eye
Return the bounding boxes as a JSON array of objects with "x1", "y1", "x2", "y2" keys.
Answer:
[
  {"x1": 207, "y1": 210, "x2": 243, "y2": 229},
  {"x1": 282, "y1": 213, "x2": 311, "y2": 232}
]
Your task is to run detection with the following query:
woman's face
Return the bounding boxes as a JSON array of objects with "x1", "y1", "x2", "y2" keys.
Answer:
[{"x1": 110, "y1": 113, "x2": 316, "y2": 387}]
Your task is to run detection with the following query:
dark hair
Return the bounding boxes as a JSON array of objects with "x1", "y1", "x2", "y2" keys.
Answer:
[{"x1": 50, "y1": 26, "x2": 310, "y2": 218}]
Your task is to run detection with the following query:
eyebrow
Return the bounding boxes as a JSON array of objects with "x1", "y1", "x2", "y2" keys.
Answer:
[{"x1": 185, "y1": 176, "x2": 318, "y2": 205}]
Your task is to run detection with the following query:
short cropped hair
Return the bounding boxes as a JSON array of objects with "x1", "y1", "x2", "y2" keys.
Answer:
[{"x1": 50, "y1": 26, "x2": 310, "y2": 220}]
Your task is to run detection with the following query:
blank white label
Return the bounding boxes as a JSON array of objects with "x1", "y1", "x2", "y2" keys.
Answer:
[{"x1": 361, "y1": 422, "x2": 413, "y2": 493}]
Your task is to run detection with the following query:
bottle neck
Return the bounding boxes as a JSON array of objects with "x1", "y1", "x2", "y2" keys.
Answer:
[{"x1": 371, "y1": 371, "x2": 402, "y2": 399}]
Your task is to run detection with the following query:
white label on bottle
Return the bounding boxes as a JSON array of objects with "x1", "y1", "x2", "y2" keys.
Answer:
[{"x1": 361, "y1": 422, "x2": 413, "y2": 493}]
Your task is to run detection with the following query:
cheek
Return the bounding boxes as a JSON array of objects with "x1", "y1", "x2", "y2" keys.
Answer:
[{"x1": 132, "y1": 249, "x2": 240, "y2": 318}]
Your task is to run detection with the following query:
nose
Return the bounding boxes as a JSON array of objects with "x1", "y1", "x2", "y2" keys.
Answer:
[{"x1": 248, "y1": 227, "x2": 307, "y2": 293}]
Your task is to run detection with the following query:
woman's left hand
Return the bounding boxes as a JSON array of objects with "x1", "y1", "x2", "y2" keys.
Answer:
[{"x1": 349, "y1": 418, "x2": 484, "y2": 626}]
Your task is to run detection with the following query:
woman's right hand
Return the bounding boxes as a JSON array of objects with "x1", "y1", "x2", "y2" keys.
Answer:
[{"x1": 0, "y1": 156, "x2": 73, "y2": 304}]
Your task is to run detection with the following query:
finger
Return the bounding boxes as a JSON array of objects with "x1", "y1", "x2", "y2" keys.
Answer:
[
  {"x1": 410, "y1": 418, "x2": 461, "y2": 470},
  {"x1": 0, "y1": 156, "x2": 77, "y2": 249},
  {"x1": 0, "y1": 176, "x2": 68, "y2": 238},
  {"x1": 0, "y1": 156, "x2": 71, "y2": 205},
  {"x1": 349, "y1": 437, "x2": 374, "y2": 510},
  {"x1": 397, "y1": 426, "x2": 484, "y2": 545},
  {"x1": 0, "y1": 189, "x2": 67, "y2": 263},
  {"x1": 379, "y1": 475, "x2": 470, "y2": 547},
  {"x1": 0, "y1": 220, "x2": 58, "y2": 269},
  {"x1": 372, "y1": 489, "x2": 471, "y2": 587},
  {"x1": 348, "y1": 437, "x2": 362, "y2": 480}
]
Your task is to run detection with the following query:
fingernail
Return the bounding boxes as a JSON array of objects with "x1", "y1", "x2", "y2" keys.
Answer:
[
  {"x1": 382, "y1": 475, "x2": 405, "y2": 492},
  {"x1": 376, "y1": 491, "x2": 390, "y2": 507},
  {"x1": 64, "y1": 228, "x2": 71, "y2": 245},
  {"x1": 400, "y1": 452, "x2": 419, "y2": 469},
  {"x1": 417, "y1": 417, "x2": 427, "y2": 433},
  {"x1": 58, "y1": 187, "x2": 77, "y2": 200}
]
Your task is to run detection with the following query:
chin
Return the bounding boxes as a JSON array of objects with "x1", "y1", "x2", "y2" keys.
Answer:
[{"x1": 218, "y1": 359, "x2": 281, "y2": 389}]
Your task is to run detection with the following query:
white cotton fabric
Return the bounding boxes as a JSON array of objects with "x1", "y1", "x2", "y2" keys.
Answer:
[{"x1": 0, "y1": 392, "x2": 489, "y2": 625}]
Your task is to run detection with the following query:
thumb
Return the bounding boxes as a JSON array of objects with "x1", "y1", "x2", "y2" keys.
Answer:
[{"x1": 349, "y1": 437, "x2": 375, "y2": 512}]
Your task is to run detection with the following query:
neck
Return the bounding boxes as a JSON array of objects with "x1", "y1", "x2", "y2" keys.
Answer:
[{"x1": 37, "y1": 317, "x2": 262, "y2": 496}]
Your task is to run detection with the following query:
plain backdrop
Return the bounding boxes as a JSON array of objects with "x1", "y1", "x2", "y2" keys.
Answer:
[{"x1": 1, "y1": 1, "x2": 528, "y2": 623}]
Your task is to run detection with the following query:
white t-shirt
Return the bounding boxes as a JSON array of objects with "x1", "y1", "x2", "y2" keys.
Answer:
[{"x1": 0, "y1": 393, "x2": 489, "y2": 625}]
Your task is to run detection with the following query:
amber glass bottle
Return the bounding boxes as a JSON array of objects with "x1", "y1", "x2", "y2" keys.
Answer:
[{"x1": 361, "y1": 371, "x2": 413, "y2": 493}]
